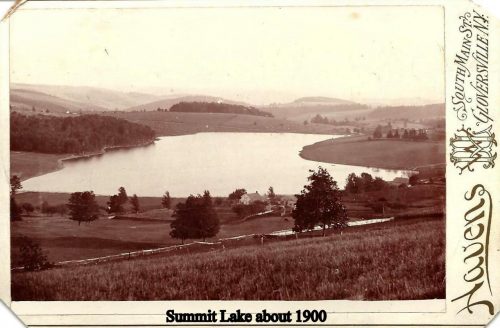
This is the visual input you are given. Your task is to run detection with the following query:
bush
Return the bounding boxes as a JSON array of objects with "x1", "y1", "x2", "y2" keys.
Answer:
[
  {"x1": 18, "y1": 236, "x2": 52, "y2": 271},
  {"x1": 409, "y1": 174, "x2": 420, "y2": 186},
  {"x1": 21, "y1": 202, "x2": 35, "y2": 215}
]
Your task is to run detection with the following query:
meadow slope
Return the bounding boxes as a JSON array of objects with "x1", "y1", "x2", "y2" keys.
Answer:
[
  {"x1": 106, "y1": 111, "x2": 342, "y2": 136},
  {"x1": 12, "y1": 217, "x2": 445, "y2": 301},
  {"x1": 300, "y1": 135, "x2": 446, "y2": 170}
]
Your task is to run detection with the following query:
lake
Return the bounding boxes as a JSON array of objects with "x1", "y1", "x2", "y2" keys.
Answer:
[{"x1": 22, "y1": 133, "x2": 411, "y2": 197}]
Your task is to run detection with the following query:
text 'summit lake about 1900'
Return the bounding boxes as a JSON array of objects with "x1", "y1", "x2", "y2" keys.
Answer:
[{"x1": 22, "y1": 133, "x2": 411, "y2": 197}]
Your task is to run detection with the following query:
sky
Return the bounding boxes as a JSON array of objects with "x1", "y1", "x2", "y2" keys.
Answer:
[{"x1": 10, "y1": 6, "x2": 444, "y2": 105}]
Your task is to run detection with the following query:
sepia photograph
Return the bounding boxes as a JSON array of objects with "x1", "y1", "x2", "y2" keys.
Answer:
[{"x1": 7, "y1": 5, "x2": 446, "y2": 302}]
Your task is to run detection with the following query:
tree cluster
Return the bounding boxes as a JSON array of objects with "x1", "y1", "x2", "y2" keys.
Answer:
[
  {"x1": 10, "y1": 112, "x2": 156, "y2": 154},
  {"x1": 170, "y1": 102, "x2": 273, "y2": 117},
  {"x1": 107, "y1": 187, "x2": 128, "y2": 214},
  {"x1": 345, "y1": 172, "x2": 388, "y2": 194},
  {"x1": 372, "y1": 124, "x2": 429, "y2": 141},
  {"x1": 67, "y1": 191, "x2": 100, "y2": 225},
  {"x1": 232, "y1": 200, "x2": 268, "y2": 219},
  {"x1": 292, "y1": 167, "x2": 348, "y2": 235},
  {"x1": 170, "y1": 191, "x2": 220, "y2": 243},
  {"x1": 41, "y1": 201, "x2": 67, "y2": 216},
  {"x1": 310, "y1": 114, "x2": 358, "y2": 126},
  {"x1": 399, "y1": 128, "x2": 429, "y2": 141}
]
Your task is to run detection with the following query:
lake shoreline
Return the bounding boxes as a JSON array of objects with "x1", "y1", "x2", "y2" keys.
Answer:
[
  {"x1": 12, "y1": 139, "x2": 156, "y2": 182},
  {"x1": 299, "y1": 134, "x2": 446, "y2": 171},
  {"x1": 11, "y1": 132, "x2": 427, "y2": 188}
]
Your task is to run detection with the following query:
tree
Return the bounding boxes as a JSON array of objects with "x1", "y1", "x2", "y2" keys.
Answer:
[
  {"x1": 107, "y1": 195, "x2": 123, "y2": 214},
  {"x1": 199, "y1": 191, "x2": 220, "y2": 241},
  {"x1": 292, "y1": 167, "x2": 348, "y2": 236},
  {"x1": 41, "y1": 201, "x2": 52, "y2": 215},
  {"x1": 10, "y1": 175, "x2": 22, "y2": 221},
  {"x1": 107, "y1": 187, "x2": 128, "y2": 214},
  {"x1": 360, "y1": 173, "x2": 374, "y2": 191},
  {"x1": 170, "y1": 191, "x2": 220, "y2": 243},
  {"x1": 130, "y1": 194, "x2": 140, "y2": 213},
  {"x1": 11, "y1": 197, "x2": 22, "y2": 221},
  {"x1": 409, "y1": 174, "x2": 420, "y2": 186},
  {"x1": 345, "y1": 173, "x2": 360, "y2": 194},
  {"x1": 373, "y1": 177, "x2": 388, "y2": 191},
  {"x1": 67, "y1": 191, "x2": 100, "y2": 225},
  {"x1": 10, "y1": 175, "x2": 22, "y2": 196},
  {"x1": 228, "y1": 188, "x2": 247, "y2": 202},
  {"x1": 372, "y1": 125, "x2": 383, "y2": 139},
  {"x1": 21, "y1": 202, "x2": 35, "y2": 215},
  {"x1": 161, "y1": 191, "x2": 171, "y2": 209},
  {"x1": 117, "y1": 187, "x2": 128, "y2": 205},
  {"x1": 267, "y1": 186, "x2": 278, "y2": 205}
]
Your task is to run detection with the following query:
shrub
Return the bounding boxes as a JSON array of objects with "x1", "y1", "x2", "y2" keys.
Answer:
[
  {"x1": 18, "y1": 236, "x2": 52, "y2": 271},
  {"x1": 21, "y1": 202, "x2": 35, "y2": 215}
]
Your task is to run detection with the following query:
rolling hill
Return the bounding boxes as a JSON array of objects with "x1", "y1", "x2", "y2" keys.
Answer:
[
  {"x1": 291, "y1": 96, "x2": 355, "y2": 106},
  {"x1": 264, "y1": 97, "x2": 369, "y2": 121},
  {"x1": 368, "y1": 104, "x2": 445, "y2": 120},
  {"x1": 124, "y1": 95, "x2": 250, "y2": 112},
  {"x1": 11, "y1": 83, "x2": 163, "y2": 111},
  {"x1": 10, "y1": 88, "x2": 107, "y2": 113}
]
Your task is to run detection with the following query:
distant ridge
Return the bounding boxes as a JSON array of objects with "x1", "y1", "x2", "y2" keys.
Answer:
[
  {"x1": 124, "y1": 95, "x2": 251, "y2": 112},
  {"x1": 264, "y1": 96, "x2": 367, "y2": 121},
  {"x1": 10, "y1": 88, "x2": 107, "y2": 113},
  {"x1": 169, "y1": 101, "x2": 273, "y2": 117},
  {"x1": 11, "y1": 83, "x2": 162, "y2": 110},
  {"x1": 293, "y1": 96, "x2": 354, "y2": 104}
]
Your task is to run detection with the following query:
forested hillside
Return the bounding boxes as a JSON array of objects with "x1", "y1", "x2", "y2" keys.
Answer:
[
  {"x1": 169, "y1": 102, "x2": 273, "y2": 117},
  {"x1": 10, "y1": 112, "x2": 156, "y2": 154},
  {"x1": 368, "y1": 104, "x2": 445, "y2": 120}
]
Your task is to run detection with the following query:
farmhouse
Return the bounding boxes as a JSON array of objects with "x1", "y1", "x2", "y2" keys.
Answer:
[{"x1": 240, "y1": 192, "x2": 267, "y2": 205}]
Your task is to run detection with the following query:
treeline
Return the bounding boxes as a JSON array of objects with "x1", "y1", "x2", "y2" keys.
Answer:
[
  {"x1": 372, "y1": 125, "x2": 429, "y2": 141},
  {"x1": 169, "y1": 102, "x2": 273, "y2": 117},
  {"x1": 345, "y1": 172, "x2": 388, "y2": 194},
  {"x1": 310, "y1": 114, "x2": 366, "y2": 125},
  {"x1": 10, "y1": 112, "x2": 156, "y2": 154}
]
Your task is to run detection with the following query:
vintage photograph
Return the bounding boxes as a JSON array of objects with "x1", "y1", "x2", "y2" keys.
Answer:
[{"x1": 8, "y1": 6, "x2": 446, "y2": 301}]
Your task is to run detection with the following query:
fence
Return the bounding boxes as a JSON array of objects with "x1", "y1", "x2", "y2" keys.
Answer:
[{"x1": 12, "y1": 216, "x2": 404, "y2": 272}]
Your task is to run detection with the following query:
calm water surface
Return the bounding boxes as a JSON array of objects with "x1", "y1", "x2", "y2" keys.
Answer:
[{"x1": 22, "y1": 133, "x2": 411, "y2": 196}]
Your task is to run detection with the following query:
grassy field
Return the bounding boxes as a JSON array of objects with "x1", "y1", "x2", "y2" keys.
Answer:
[
  {"x1": 11, "y1": 209, "x2": 293, "y2": 264},
  {"x1": 15, "y1": 192, "x2": 176, "y2": 212},
  {"x1": 343, "y1": 184, "x2": 445, "y2": 219},
  {"x1": 11, "y1": 217, "x2": 445, "y2": 301},
  {"x1": 10, "y1": 151, "x2": 69, "y2": 181},
  {"x1": 106, "y1": 111, "x2": 342, "y2": 136},
  {"x1": 300, "y1": 135, "x2": 446, "y2": 170},
  {"x1": 12, "y1": 181, "x2": 444, "y2": 265}
]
